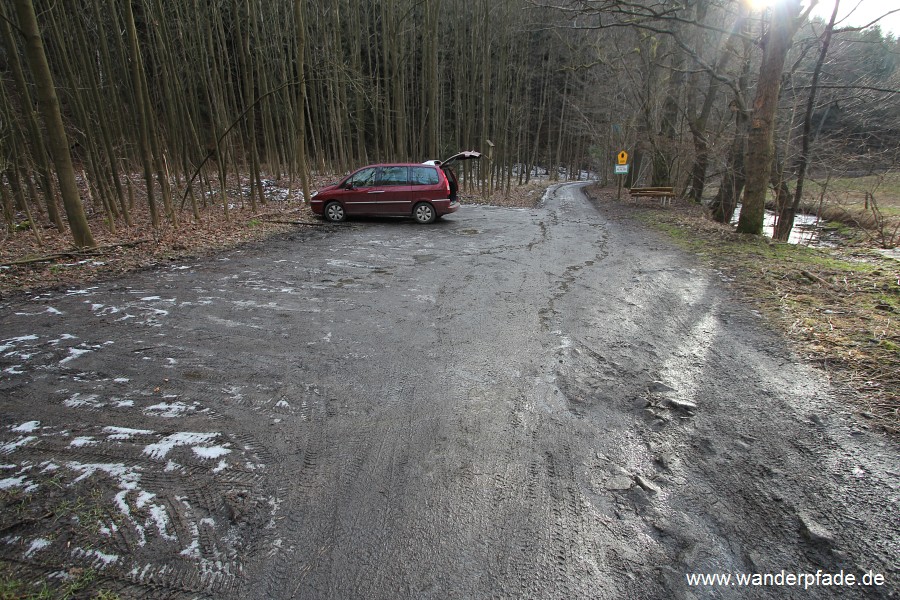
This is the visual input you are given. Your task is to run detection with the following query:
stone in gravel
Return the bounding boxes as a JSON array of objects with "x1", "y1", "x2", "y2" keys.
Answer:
[
  {"x1": 605, "y1": 476, "x2": 634, "y2": 491},
  {"x1": 634, "y1": 475, "x2": 660, "y2": 495},
  {"x1": 652, "y1": 518, "x2": 674, "y2": 536},
  {"x1": 798, "y1": 512, "x2": 835, "y2": 546},
  {"x1": 655, "y1": 452, "x2": 676, "y2": 470},
  {"x1": 668, "y1": 398, "x2": 698, "y2": 411},
  {"x1": 649, "y1": 381, "x2": 676, "y2": 393}
]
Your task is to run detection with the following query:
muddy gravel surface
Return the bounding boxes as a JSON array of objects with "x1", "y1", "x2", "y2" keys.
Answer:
[{"x1": 1, "y1": 183, "x2": 896, "y2": 599}]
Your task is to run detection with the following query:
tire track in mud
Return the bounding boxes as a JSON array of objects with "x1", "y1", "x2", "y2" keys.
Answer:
[
  {"x1": 0, "y1": 433, "x2": 270, "y2": 598},
  {"x1": 3, "y1": 189, "x2": 896, "y2": 598},
  {"x1": 554, "y1": 194, "x2": 897, "y2": 598},
  {"x1": 0, "y1": 271, "x2": 293, "y2": 599}
]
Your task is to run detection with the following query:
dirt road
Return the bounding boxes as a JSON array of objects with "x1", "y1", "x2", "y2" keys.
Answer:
[{"x1": 1, "y1": 183, "x2": 896, "y2": 598}]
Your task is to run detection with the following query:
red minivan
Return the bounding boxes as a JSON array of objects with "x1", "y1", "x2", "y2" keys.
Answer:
[{"x1": 310, "y1": 151, "x2": 480, "y2": 224}]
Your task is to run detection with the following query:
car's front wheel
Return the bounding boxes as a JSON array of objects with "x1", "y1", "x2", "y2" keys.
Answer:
[
  {"x1": 413, "y1": 202, "x2": 436, "y2": 224},
  {"x1": 324, "y1": 201, "x2": 346, "y2": 223}
]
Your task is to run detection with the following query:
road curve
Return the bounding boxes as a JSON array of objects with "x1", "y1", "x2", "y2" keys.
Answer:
[{"x1": 0, "y1": 183, "x2": 895, "y2": 599}]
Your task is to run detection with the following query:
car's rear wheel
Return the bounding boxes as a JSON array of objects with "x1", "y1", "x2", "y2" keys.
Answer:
[
  {"x1": 413, "y1": 202, "x2": 436, "y2": 224},
  {"x1": 324, "y1": 201, "x2": 346, "y2": 223}
]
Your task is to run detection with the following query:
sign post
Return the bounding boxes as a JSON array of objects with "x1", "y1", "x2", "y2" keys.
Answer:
[{"x1": 615, "y1": 151, "x2": 629, "y2": 201}]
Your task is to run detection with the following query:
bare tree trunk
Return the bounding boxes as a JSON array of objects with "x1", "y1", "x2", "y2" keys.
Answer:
[
  {"x1": 774, "y1": 0, "x2": 839, "y2": 241},
  {"x1": 13, "y1": 0, "x2": 94, "y2": 247},
  {"x1": 0, "y1": 5, "x2": 63, "y2": 232},
  {"x1": 737, "y1": 0, "x2": 804, "y2": 235},
  {"x1": 293, "y1": 0, "x2": 311, "y2": 205},
  {"x1": 688, "y1": 9, "x2": 747, "y2": 204},
  {"x1": 711, "y1": 113, "x2": 749, "y2": 224},
  {"x1": 0, "y1": 175, "x2": 16, "y2": 234},
  {"x1": 710, "y1": 17, "x2": 753, "y2": 224},
  {"x1": 655, "y1": 39, "x2": 684, "y2": 187},
  {"x1": 124, "y1": 0, "x2": 160, "y2": 231}
]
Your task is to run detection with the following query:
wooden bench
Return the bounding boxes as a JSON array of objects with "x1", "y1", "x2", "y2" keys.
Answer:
[{"x1": 628, "y1": 186, "x2": 676, "y2": 207}]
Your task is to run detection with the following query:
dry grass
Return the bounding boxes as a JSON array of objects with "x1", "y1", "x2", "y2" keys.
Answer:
[{"x1": 795, "y1": 173, "x2": 900, "y2": 248}]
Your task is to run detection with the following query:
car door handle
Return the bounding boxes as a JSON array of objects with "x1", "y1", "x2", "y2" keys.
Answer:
[{"x1": 367, "y1": 190, "x2": 384, "y2": 194}]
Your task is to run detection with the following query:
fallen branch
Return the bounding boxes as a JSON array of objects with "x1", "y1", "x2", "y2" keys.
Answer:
[
  {"x1": 258, "y1": 218, "x2": 330, "y2": 226},
  {"x1": 251, "y1": 209, "x2": 304, "y2": 219},
  {"x1": 800, "y1": 270, "x2": 831, "y2": 286},
  {"x1": 0, "y1": 240, "x2": 152, "y2": 267}
]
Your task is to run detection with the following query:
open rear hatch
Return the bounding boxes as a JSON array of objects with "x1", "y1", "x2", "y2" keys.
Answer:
[{"x1": 438, "y1": 150, "x2": 481, "y2": 168}]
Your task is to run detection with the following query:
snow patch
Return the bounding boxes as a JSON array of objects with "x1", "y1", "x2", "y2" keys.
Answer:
[
  {"x1": 67, "y1": 462, "x2": 141, "y2": 489},
  {"x1": 193, "y1": 446, "x2": 230, "y2": 460},
  {"x1": 70, "y1": 437, "x2": 97, "y2": 448},
  {"x1": 148, "y1": 504, "x2": 175, "y2": 540},
  {"x1": 0, "y1": 476, "x2": 27, "y2": 490},
  {"x1": 60, "y1": 347, "x2": 92, "y2": 365},
  {"x1": 71, "y1": 546, "x2": 119, "y2": 567},
  {"x1": 144, "y1": 401, "x2": 193, "y2": 418},
  {"x1": 11, "y1": 421, "x2": 40, "y2": 433},
  {"x1": 24, "y1": 538, "x2": 51, "y2": 558},
  {"x1": 64, "y1": 393, "x2": 102, "y2": 408},
  {"x1": 0, "y1": 436, "x2": 37, "y2": 455},
  {"x1": 103, "y1": 426, "x2": 153, "y2": 440},
  {"x1": 143, "y1": 432, "x2": 219, "y2": 460},
  {"x1": 0, "y1": 334, "x2": 38, "y2": 353}
]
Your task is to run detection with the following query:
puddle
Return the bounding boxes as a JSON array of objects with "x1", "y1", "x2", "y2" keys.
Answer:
[
  {"x1": 875, "y1": 248, "x2": 900, "y2": 261},
  {"x1": 732, "y1": 205, "x2": 831, "y2": 246}
]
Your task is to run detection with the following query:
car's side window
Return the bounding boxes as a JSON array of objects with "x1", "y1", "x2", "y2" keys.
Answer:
[
  {"x1": 376, "y1": 166, "x2": 409, "y2": 187},
  {"x1": 410, "y1": 167, "x2": 439, "y2": 186},
  {"x1": 349, "y1": 167, "x2": 376, "y2": 187}
]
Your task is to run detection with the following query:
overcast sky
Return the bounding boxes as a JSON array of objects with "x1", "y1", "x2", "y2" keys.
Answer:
[{"x1": 808, "y1": 0, "x2": 900, "y2": 35}]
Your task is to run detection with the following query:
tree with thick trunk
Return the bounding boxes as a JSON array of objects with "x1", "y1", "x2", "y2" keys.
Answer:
[
  {"x1": 774, "y1": 0, "x2": 840, "y2": 241},
  {"x1": 737, "y1": 0, "x2": 806, "y2": 235},
  {"x1": 13, "y1": 0, "x2": 94, "y2": 247}
]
